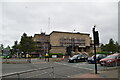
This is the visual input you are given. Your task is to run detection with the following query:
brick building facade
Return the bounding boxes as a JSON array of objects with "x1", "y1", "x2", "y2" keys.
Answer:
[
  {"x1": 33, "y1": 33, "x2": 50, "y2": 57},
  {"x1": 33, "y1": 31, "x2": 96, "y2": 57},
  {"x1": 49, "y1": 31, "x2": 93, "y2": 56}
]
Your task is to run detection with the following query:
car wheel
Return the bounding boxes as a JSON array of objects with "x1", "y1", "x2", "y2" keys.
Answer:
[
  {"x1": 100, "y1": 64, "x2": 103, "y2": 66},
  {"x1": 68, "y1": 60, "x2": 70, "y2": 63},
  {"x1": 73, "y1": 60, "x2": 76, "y2": 63}
]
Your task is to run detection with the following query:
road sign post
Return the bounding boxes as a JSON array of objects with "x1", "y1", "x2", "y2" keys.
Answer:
[{"x1": 93, "y1": 25, "x2": 99, "y2": 74}]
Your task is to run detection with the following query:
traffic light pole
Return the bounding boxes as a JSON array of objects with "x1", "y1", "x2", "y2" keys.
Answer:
[{"x1": 93, "y1": 26, "x2": 97, "y2": 74}]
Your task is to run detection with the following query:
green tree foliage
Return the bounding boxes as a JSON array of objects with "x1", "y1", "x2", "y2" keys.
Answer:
[
  {"x1": 102, "y1": 38, "x2": 120, "y2": 53},
  {"x1": 12, "y1": 41, "x2": 19, "y2": 55},
  {"x1": 4, "y1": 45, "x2": 11, "y2": 54},
  {"x1": 115, "y1": 41, "x2": 120, "y2": 52},
  {"x1": 0, "y1": 44, "x2": 4, "y2": 55},
  {"x1": 0, "y1": 44, "x2": 4, "y2": 49},
  {"x1": 107, "y1": 39, "x2": 116, "y2": 53},
  {"x1": 19, "y1": 33, "x2": 36, "y2": 54}
]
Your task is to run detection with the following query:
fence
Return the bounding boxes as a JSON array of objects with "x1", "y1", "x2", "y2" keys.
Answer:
[
  {"x1": 98, "y1": 61, "x2": 120, "y2": 71},
  {"x1": 1, "y1": 66, "x2": 55, "y2": 79}
]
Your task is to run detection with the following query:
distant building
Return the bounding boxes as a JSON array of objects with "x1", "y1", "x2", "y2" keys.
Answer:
[
  {"x1": 49, "y1": 31, "x2": 93, "y2": 56},
  {"x1": 33, "y1": 31, "x2": 96, "y2": 57},
  {"x1": 33, "y1": 33, "x2": 50, "y2": 57}
]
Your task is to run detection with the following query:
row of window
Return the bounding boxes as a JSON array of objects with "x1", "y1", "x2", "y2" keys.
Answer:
[
  {"x1": 60, "y1": 43, "x2": 85, "y2": 47},
  {"x1": 59, "y1": 38, "x2": 85, "y2": 46},
  {"x1": 60, "y1": 38, "x2": 85, "y2": 42}
]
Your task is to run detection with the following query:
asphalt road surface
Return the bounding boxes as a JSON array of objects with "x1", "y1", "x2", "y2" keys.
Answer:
[{"x1": 2, "y1": 59, "x2": 119, "y2": 78}]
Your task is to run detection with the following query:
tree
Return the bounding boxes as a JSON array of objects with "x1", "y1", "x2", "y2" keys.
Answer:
[
  {"x1": 115, "y1": 41, "x2": 120, "y2": 52},
  {"x1": 102, "y1": 38, "x2": 119, "y2": 53},
  {"x1": 12, "y1": 41, "x2": 19, "y2": 55},
  {"x1": 107, "y1": 39, "x2": 116, "y2": 53},
  {"x1": 19, "y1": 33, "x2": 36, "y2": 56},
  {"x1": 4, "y1": 45, "x2": 11, "y2": 55},
  {"x1": 6, "y1": 45, "x2": 10, "y2": 50},
  {"x1": 0, "y1": 44, "x2": 4, "y2": 49},
  {"x1": 0, "y1": 44, "x2": 4, "y2": 56},
  {"x1": 101, "y1": 44, "x2": 105, "y2": 51}
]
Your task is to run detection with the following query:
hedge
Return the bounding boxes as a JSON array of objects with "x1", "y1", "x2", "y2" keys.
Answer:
[
  {"x1": 96, "y1": 52, "x2": 111, "y2": 55},
  {"x1": 49, "y1": 53, "x2": 64, "y2": 58}
]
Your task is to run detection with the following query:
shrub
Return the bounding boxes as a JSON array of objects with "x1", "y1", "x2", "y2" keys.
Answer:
[
  {"x1": 49, "y1": 53, "x2": 64, "y2": 58},
  {"x1": 96, "y1": 52, "x2": 111, "y2": 55}
]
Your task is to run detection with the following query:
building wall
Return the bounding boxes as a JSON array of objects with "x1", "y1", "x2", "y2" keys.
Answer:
[
  {"x1": 50, "y1": 32, "x2": 91, "y2": 47},
  {"x1": 33, "y1": 31, "x2": 96, "y2": 56},
  {"x1": 50, "y1": 31, "x2": 92, "y2": 54},
  {"x1": 50, "y1": 47, "x2": 66, "y2": 54},
  {"x1": 33, "y1": 33, "x2": 50, "y2": 56}
]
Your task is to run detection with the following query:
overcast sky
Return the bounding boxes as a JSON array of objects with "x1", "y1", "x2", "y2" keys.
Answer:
[{"x1": 0, "y1": 1, "x2": 118, "y2": 47}]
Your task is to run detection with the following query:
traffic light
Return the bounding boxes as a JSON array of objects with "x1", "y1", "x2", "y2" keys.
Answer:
[{"x1": 94, "y1": 31, "x2": 99, "y2": 45}]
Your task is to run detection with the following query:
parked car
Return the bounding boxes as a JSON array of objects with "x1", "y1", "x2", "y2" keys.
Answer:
[
  {"x1": 87, "y1": 54, "x2": 106, "y2": 64},
  {"x1": 100, "y1": 53, "x2": 120, "y2": 66},
  {"x1": 1, "y1": 54, "x2": 12, "y2": 59},
  {"x1": 68, "y1": 54, "x2": 88, "y2": 63}
]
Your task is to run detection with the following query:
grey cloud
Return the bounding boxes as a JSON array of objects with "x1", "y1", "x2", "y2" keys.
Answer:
[{"x1": 1, "y1": 2, "x2": 118, "y2": 47}]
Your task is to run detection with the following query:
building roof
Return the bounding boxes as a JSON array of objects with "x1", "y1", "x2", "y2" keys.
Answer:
[
  {"x1": 49, "y1": 31, "x2": 90, "y2": 35},
  {"x1": 34, "y1": 33, "x2": 49, "y2": 37}
]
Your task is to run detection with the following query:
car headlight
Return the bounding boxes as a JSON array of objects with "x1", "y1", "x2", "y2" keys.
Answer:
[{"x1": 107, "y1": 60, "x2": 112, "y2": 62}]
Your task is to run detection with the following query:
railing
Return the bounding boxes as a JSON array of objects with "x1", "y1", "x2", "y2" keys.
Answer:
[
  {"x1": 99, "y1": 61, "x2": 120, "y2": 71},
  {"x1": 2, "y1": 66, "x2": 55, "y2": 79}
]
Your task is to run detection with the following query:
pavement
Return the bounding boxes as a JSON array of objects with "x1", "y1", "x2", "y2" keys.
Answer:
[{"x1": 71, "y1": 69, "x2": 119, "y2": 78}]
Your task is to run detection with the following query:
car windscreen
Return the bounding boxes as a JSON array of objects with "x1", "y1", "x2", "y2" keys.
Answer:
[
  {"x1": 72, "y1": 55, "x2": 78, "y2": 58},
  {"x1": 106, "y1": 55, "x2": 116, "y2": 59},
  {"x1": 91, "y1": 54, "x2": 104, "y2": 58},
  {"x1": 82, "y1": 54, "x2": 88, "y2": 57}
]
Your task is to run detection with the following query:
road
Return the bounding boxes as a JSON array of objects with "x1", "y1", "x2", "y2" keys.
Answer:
[{"x1": 2, "y1": 59, "x2": 119, "y2": 78}]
